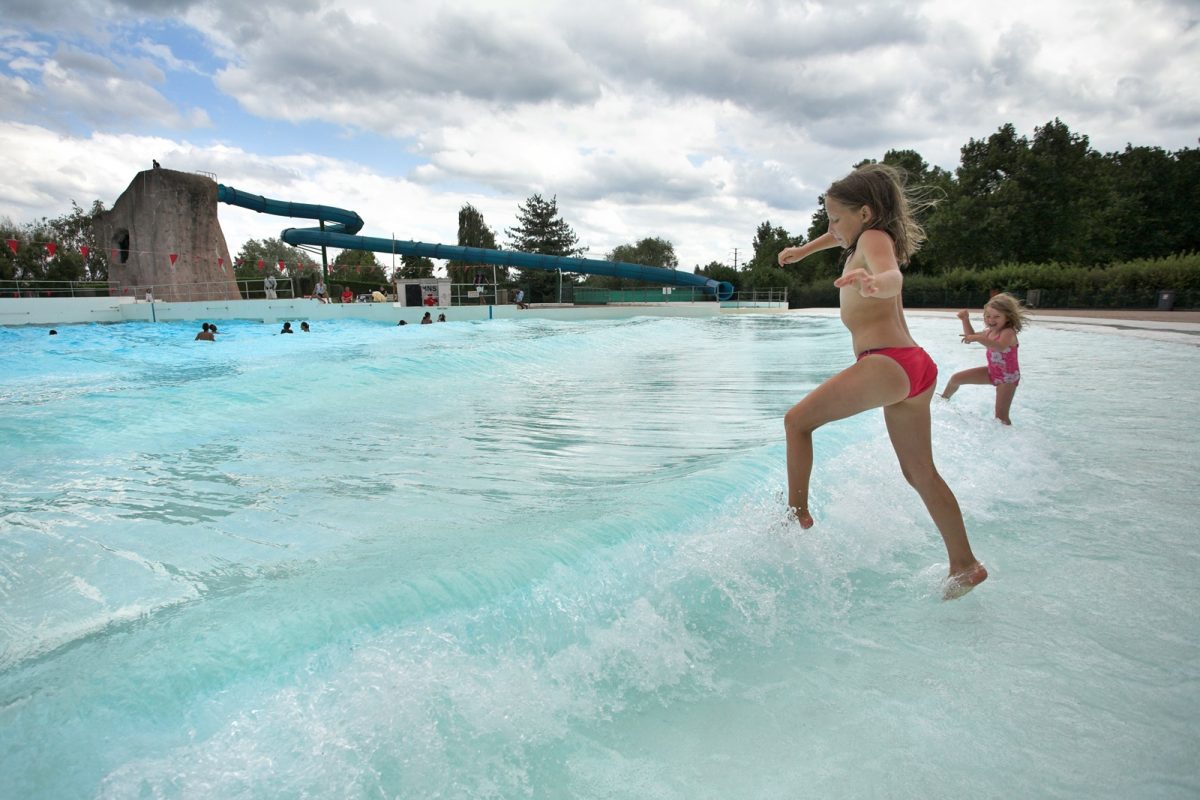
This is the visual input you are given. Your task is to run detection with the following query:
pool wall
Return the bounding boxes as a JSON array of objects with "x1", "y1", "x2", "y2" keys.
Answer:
[{"x1": 0, "y1": 296, "x2": 740, "y2": 326}]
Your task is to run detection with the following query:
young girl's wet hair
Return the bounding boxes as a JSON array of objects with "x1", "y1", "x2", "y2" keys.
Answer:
[
  {"x1": 985, "y1": 292, "x2": 1031, "y2": 333},
  {"x1": 825, "y1": 163, "x2": 935, "y2": 266}
]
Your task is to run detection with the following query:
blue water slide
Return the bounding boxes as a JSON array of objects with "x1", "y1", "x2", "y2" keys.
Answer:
[{"x1": 217, "y1": 185, "x2": 734, "y2": 300}]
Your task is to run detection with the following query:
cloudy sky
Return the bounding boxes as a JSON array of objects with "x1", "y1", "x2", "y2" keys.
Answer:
[{"x1": 1, "y1": 0, "x2": 1197, "y2": 272}]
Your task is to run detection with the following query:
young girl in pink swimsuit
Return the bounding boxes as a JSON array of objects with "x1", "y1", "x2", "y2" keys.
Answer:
[
  {"x1": 941, "y1": 293, "x2": 1029, "y2": 425},
  {"x1": 778, "y1": 164, "x2": 986, "y2": 599}
]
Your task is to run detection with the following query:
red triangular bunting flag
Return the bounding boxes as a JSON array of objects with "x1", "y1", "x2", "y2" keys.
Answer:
[
  {"x1": 6, "y1": 238, "x2": 18, "y2": 255},
  {"x1": 169, "y1": 253, "x2": 178, "y2": 266},
  {"x1": 217, "y1": 257, "x2": 224, "y2": 266},
  {"x1": 257, "y1": 259, "x2": 264, "y2": 270},
  {"x1": 80, "y1": 246, "x2": 90, "y2": 258},
  {"x1": 45, "y1": 243, "x2": 57, "y2": 257}
]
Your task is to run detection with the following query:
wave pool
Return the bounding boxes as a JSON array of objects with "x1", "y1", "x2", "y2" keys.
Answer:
[{"x1": 1, "y1": 313, "x2": 1196, "y2": 798}]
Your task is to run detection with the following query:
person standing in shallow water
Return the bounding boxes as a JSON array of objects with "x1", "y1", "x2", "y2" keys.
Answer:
[
  {"x1": 941, "y1": 293, "x2": 1028, "y2": 425},
  {"x1": 777, "y1": 163, "x2": 986, "y2": 599}
]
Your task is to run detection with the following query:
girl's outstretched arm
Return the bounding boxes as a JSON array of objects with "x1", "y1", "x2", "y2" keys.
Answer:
[
  {"x1": 778, "y1": 232, "x2": 839, "y2": 265},
  {"x1": 832, "y1": 230, "x2": 903, "y2": 298},
  {"x1": 957, "y1": 309, "x2": 975, "y2": 336},
  {"x1": 963, "y1": 328, "x2": 1017, "y2": 350}
]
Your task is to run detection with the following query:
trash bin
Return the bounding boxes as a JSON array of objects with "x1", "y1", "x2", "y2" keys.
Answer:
[{"x1": 1157, "y1": 290, "x2": 1175, "y2": 311}]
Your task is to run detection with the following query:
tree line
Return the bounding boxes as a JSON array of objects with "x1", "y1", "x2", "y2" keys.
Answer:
[
  {"x1": 4, "y1": 119, "x2": 1197, "y2": 305},
  {"x1": 697, "y1": 119, "x2": 1199, "y2": 305}
]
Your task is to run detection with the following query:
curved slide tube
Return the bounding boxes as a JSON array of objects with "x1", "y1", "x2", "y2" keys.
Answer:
[{"x1": 217, "y1": 185, "x2": 734, "y2": 300}]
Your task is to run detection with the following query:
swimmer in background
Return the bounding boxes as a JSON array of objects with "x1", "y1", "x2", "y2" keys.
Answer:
[
  {"x1": 280, "y1": 321, "x2": 294, "y2": 334},
  {"x1": 941, "y1": 293, "x2": 1028, "y2": 425},
  {"x1": 777, "y1": 163, "x2": 986, "y2": 598},
  {"x1": 195, "y1": 322, "x2": 215, "y2": 341},
  {"x1": 300, "y1": 321, "x2": 310, "y2": 332}
]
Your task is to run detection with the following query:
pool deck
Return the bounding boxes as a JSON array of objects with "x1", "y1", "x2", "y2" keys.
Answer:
[
  {"x1": 1024, "y1": 309, "x2": 1200, "y2": 324},
  {"x1": 1023, "y1": 309, "x2": 1200, "y2": 334},
  {"x1": 907, "y1": 309, "x2": 1200, "y2": 340},
  {"x1": 795, "y1": 307, "x2": 1200, "y2": 336},
  {"x1": 947, "y1": 308, "x2": 1200, "y2": 335}
]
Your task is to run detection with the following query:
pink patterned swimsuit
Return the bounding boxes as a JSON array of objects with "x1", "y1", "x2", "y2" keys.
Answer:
[{"x1": 986, "y1": 336, "x2": 1020, "y2": 385}]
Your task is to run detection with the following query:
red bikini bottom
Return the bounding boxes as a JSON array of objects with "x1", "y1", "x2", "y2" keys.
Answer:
[{"x1": 856, "y1": 346, "x2": 938, "y2": 398}]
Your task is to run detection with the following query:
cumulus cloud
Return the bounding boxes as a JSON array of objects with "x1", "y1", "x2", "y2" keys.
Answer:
[
  {"x1": 38, "y1": 52, "x2": 192, "y2": 129},
  {"x1": 135, "y1": 37, "x2": 200, "y2": 74},
  {"x1": 0, "y1": 34, "x2": 212, "y2": 132},
  {"x1": 205, "y1": 2, "x2": 599, "y2": 117},
  {"x1": 0, "y1": 30, "x2": 49, "y2": 61},
  {"x1": 0, "y1": 123, "x2": 155, "y2": 211},
  {"x1": 0, "y1": 74, "x2": 34, "y2": 117}
]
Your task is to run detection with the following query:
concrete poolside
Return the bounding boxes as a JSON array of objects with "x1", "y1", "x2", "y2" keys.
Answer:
[
  {"x1": 1022, "y1": 309, "x2": 1200, "y2": 324},
  {"x1": 0, "y1": 295, "x2": 728, "y2": 327},
  {"x1": 1021, "y1": 310, "x2": 1200, "y2": 340},
  {"x1": 788, "y1": 307, "x2": 1200, "y2": 351},
  {"x1": 895, "y1": 307, "x2": 1200, "y2": 327},
  {"x1": 970, "y1": 308, "x2": 1200, "y2": 335}
]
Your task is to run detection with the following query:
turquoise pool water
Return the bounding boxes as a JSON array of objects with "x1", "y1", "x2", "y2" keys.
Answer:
[{"x1": 1, "y1": 314, "x2": 1197, "y2": 798}]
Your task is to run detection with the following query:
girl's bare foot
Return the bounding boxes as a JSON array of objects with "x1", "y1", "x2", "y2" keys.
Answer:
[
  {"x1": 789, "y1": 507, "x2": 814, "y2": 529},
  {"x1": 943, "y1": 562, "x2": 988, "y2": 600}
]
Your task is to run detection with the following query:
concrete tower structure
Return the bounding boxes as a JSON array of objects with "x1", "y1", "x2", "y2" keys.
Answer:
[{"x1": 93, "y1": 167, "x2": 241, "y2": 301}]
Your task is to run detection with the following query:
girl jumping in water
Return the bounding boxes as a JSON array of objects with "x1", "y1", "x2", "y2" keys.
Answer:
[
  {"x1": 941, "y1": 293, "x2": 1028, "y2": 425},
  {"x1": 777, "y1": 164, "x2": 986, "y2": 599}
]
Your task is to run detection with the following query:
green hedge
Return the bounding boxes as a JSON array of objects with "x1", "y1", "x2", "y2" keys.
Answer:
[
  {"x1": 574, "y1": 287, "x2": 713, "y2": 304},
  {"x1": 790, "y1": 252, "x2": 1200, "y2": 309}
]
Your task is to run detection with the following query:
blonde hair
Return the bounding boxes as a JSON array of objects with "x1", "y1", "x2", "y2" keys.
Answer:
[
  {"x1": 985, "y1": 292, "x2": 1030, "y2": 333},
  {"x1": 825, "y1": 163, "x2": 935, "y2": 266}
]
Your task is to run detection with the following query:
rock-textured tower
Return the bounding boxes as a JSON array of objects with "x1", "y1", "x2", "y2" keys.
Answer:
[{"x1": 94, "y1": 167, "x2": 241, "y2": 301}]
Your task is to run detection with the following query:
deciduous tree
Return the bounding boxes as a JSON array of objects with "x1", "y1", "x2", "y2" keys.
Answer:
[
  {"x1": 234, "y1": 238, "x2": 316, "y2": 280},
  {"x1": 396, "y1": 254, "x2": 435, "y2": 279},
  {"x1": 448, "y1": 204, "x2": 504, "y2": 285},
  {"x1": 586, "y1": 237, "x2": 679, "y2": 289},
  {"x1": 331, "y1": 248, "x2": 387, "y2": 286}
]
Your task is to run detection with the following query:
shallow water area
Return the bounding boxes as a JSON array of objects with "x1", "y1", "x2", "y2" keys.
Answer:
[{"x1": 1, "y1": 313, "x2": 1197, "y2": 798}]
